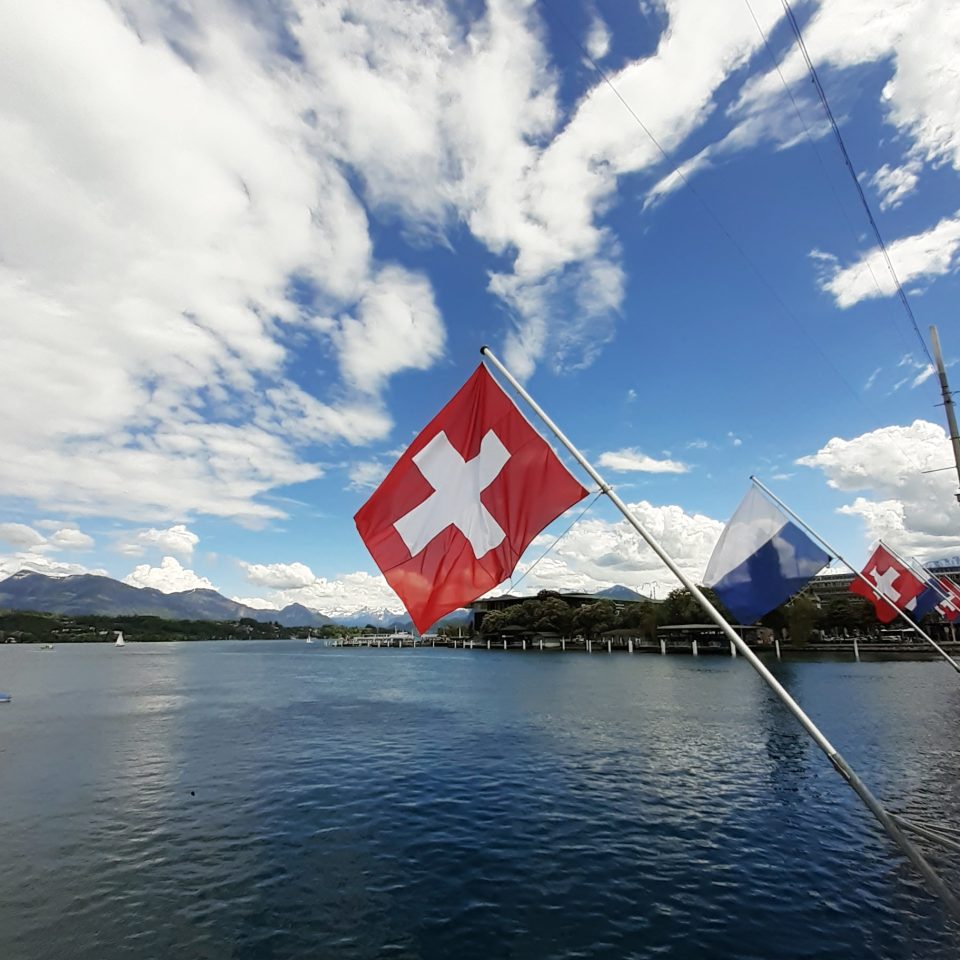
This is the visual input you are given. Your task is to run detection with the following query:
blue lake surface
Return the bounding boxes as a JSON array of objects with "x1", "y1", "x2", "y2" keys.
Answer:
[{"x1": 1, "y1": 641, "x2": 959, "y2": 959}]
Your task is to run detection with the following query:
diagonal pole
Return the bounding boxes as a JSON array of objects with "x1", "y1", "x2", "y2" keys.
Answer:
[
  {"x1": 480, "y1": 345, "x2": 960, "y2": 921},
  {"x1": 751, "y1": 477, "x2": 960, "y2": 673}
]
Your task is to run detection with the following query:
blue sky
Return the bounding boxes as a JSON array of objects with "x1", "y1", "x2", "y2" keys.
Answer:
[{"x1": 2, "y1": 0, "x2": 959, "y2": 616}]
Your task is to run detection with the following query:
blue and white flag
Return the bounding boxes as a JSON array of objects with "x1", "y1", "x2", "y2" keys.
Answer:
[
  {"x1": 703, "y1": 486, "x2": 831, "y2": 624},
  {"x1": 906, "y1": 581, "x2": 943, "y2": 620}
]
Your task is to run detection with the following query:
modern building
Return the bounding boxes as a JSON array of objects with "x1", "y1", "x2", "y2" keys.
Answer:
[{"x1": 807, "y1": 562, "x2": 960, "y2": 602}]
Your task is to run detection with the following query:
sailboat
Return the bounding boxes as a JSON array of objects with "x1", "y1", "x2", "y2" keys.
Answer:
[{"x1": 115, "y1": 631, "x2": 125, "y2": 647}]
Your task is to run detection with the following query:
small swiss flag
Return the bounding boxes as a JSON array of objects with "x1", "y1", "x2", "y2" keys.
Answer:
[
  {"x1": 936, "y1": 577, "x2": 960, "y2": 622},
  {"x1": 355, "y1": 364, "x2": 588, "y2": 633},
  {"x1": 850, "y1": 544, "x2": 925, "y2": 624}
]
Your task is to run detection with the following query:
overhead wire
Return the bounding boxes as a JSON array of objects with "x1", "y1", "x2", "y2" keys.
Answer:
[
  {"x1": 741, "y1": 0, "x2": 909, "y2": 353},
  {"x1": 556, "y1": 11, "x2": 928, "y2": 475},
  {"x1": 508, "y1": 489, "x2": 604, "y2": 595},
  {"x1": 778, "y1": 0, "x2": 934, "y2": 366}
]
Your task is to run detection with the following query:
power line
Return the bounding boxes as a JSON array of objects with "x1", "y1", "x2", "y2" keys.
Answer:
[
  {"x1": 556, "y1": 14, "x2": 927, "y2": 475},
  {"x1": 508, "y1": 489, "x2": 603, "y2": 595},
  {"x1": 741, "y1": 0, "x2": 910, "y2": 355},
  {"x1": 778, "y1": 0, "x2": 933, "y2": 366}
]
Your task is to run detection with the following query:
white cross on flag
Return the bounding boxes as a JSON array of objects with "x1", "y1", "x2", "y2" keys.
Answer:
[
  {"x1": 936, "y1": 577, "x2": 960, "y2": 622},
  {"x1": 850, "y1": 544, "x2": 924, "y2": 624},
  {"x1": 355, "y1": 364, "x2": 588, "y2": 633}
]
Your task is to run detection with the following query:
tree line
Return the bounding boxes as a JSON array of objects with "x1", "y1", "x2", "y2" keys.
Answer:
[{"x1": 475, "y1": 589, "x2": 944, "y2": 644}]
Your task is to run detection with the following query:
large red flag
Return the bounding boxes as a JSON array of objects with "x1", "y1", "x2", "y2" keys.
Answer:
[
  {"x1": 936, "y1": 577, "x2": 960, "y2": 622},
  {"x1": 850, "y1": 544, "x2": 925, "y2": 623},
  {"x1": 355, "y1": 364, "x2": 588, "y2": 633}
]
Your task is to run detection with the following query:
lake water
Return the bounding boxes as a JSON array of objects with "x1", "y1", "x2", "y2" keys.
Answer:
[{"x1": 1, "y1": 641, "x2": 959, "y2": 959}]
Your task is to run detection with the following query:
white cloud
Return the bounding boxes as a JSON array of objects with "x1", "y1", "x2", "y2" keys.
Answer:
[
  {"x1": 797, "y1": 419, "x2": 959, "y2": 559},
  {"x1": 0, "y1": 523, "x2": 47, "y2": 551},
  {"x1": 597, "y1": 448, "x2": 689, "y2": 474},
  {"x1": 493, "y1": 0, "x2": 781, "y2": 376},
  {"x1": 818, "y1": 211, "x2": 960, "y2": 308},
  {"x1": 511, "y1": 500, "x2": 724, "y2": 599},
  {"x1": 0, "y1": 522, "x2": 94, "y2": 553},
  {"x1": 239, "y1": 569, "x2": 405, "y2": 618},
  {"x1": 727, "y1": 432, "x2": 743, "y2": 447},
  {"x1": 241, "y1": 561, "x2": 317, "y2": 590},
  {"x1": 123, "y1": 556, "x2": 215, "y2": 593},
  {"x1": 47, "y1": 528, "x2": 95, "y2": 551},
  {"x1": 585, "y1": 15, "x2": 611, "y2": 61},
  {"x1": 120, "y1": 524, "x2": 199, "y2": 560},
  {"x1": 0, "y1": 553, "x2": 103, "y2": 579},
  {"x1": 870, "y1": 161, "x2": 921, "y2": 210},
  {"x1": 0, "y1": 0, "x2": 453, "y2": 524},
  {"x1": 330, "y1": 266, "x2": 446, "y2": 394},
  {"x1": 346, "y1": 460, "x2": 390, "y2": 491}
]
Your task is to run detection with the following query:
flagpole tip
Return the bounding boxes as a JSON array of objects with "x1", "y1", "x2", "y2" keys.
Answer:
[{"x1": 480, "y1": 345, "x2": 489, "y2": 356}]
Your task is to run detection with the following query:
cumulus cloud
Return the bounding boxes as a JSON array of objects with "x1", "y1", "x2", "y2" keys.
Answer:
[
  {"x1": 797, "y1": 419, "x2": 959, "y2": 559},
  {"x1": 512, "y1": 500, "x2": 724, "y2": 599},
  {"x1": 123, "y1": 556, "x2": 216, "y2": 593},
  {"x1": 241, "y1": 561, "x2": 318, "y2": 590},
  {"x1": 238, "y1": 569, "x2": 406, "y2": 618},
  {"x1": 47, "y1": 528, "x2": 95, "y2": 551},
  {"x1": 0, "y1": 522, "x2": 94, "y2": 553},
  {"x1": 597, "y1": 448, "x2": 689, "y2": 474},
  {"x1": 119, "y1": 524, "x2": 199, "y2": 560}
]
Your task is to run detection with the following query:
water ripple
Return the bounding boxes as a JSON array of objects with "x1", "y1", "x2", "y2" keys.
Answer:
[{"x1": 0, "y1": 643, "x2": 958, "y2": 958}]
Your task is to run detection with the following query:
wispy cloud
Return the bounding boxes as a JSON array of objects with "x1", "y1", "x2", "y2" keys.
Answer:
[{"x1": 597, "y1": 448, "x2": 689, "y2": 474}]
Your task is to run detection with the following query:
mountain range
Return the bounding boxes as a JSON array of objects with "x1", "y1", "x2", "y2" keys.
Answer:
[
  {"x1": 0, "y1": 571, "x2": 646, "y2": 629},
  {"x1": 0, "y1": 571, "x2": 341, "y2": 628}
]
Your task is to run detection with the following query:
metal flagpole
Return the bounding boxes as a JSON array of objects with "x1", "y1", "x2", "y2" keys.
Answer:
[
  {"x1": 930, "y1": 325, "x2": 960, "y2": 506},
  {"x1": 750, "y1": 476, "x2": 960, "y2": 673},
  {"x1": 480, "y1": 346, "x2": 960, "y2": 920}
]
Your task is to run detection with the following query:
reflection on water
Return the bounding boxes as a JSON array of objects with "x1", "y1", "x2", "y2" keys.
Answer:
[{"x1": 1, "y1": 642, "x2": 958, "y2": 959}]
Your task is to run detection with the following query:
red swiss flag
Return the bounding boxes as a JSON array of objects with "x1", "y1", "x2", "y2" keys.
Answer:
[
  {"x1": 937, "y1": 577, "x2": 960, "y2": 622},
  {"x1": 355, "y1": 364, "x2": 588, "y2": 633},
  {"x1": 850, "y1": 544, "x2": 925, "y2": 623}
]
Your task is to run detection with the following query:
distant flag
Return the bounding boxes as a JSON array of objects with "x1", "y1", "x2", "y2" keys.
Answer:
[
  {"x1": 905, "y1": 580, "x2": 946, "y2": 621},
  {"x1": 354, "y1": 364, "x2": 588, "y2": 633},
  {"x1": 702, "y1": 485, "x2": 831, "y2": 624},
  {"x1": 850, "y1": 544, "x2": 925, "y2": 624},
  {"x1": 936, "y1": 577, "x2": 960, "y2": 622}
]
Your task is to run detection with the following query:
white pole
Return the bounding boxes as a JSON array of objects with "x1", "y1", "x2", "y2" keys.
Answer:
[
  {"x1": 930, "y1": 325, "x2": 960, "y2": 504},
  {"x1": 480, "y1": 346, "x2": 960, "y2": 918},
  {"x1": 775, "y1": 637, "x2": 781, "y2": 660},
  {"x1": 853, "y1": 635, "x2": 860, "y2": 662},
  {"x1": 751, "y1": 476, "x2": 960, "y2": 673}
]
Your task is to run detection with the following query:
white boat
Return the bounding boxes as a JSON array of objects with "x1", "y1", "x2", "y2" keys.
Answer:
[
  {"x1": 305, "y1": 637, "x2": 314, "y2": 644},
  {"x1": 115, "y1": 631, "x2": 125, "y2": 647},
  {"x1": 39, "y1": 643, "x2": 54, "y2": 650}
]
